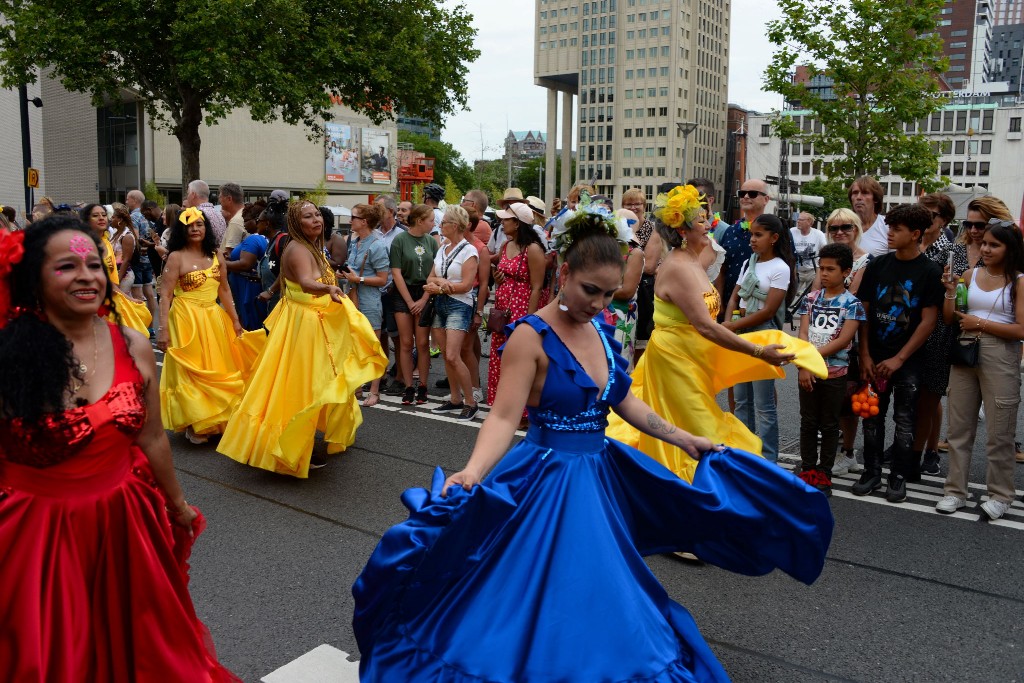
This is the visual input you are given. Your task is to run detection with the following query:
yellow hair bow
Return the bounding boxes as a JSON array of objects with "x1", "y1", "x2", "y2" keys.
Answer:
[{"x1": 179, "y1": 206, "x2": 204, "y2": 225}]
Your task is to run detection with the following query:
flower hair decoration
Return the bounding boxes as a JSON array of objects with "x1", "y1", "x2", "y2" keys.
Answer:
[
  {"x1": 654, "y1": 185, "x2": 706, "y2": 230},
  {"x1": 0, "y1": 228, "x2": 27, "y2": 329},
  {"x1": 549, "y1": 191, "x2": 633, "y2": 256}
]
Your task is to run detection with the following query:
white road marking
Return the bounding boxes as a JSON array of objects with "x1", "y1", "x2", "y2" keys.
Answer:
[{"x1": 261, "y1": 644, "x2": 359, "y2": 682}]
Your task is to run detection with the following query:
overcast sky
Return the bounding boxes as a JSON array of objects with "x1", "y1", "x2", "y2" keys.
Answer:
[{"x1": 443, "y1": 0, "x2": 785, "y2": 163}]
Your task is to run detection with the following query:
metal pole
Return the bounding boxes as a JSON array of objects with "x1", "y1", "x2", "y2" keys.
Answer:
[{"x1": 19, "y1": 84, "x2": 33, "y2": 216}]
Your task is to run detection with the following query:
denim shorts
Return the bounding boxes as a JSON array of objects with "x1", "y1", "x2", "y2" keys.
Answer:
[
  {"x1": 430, "y1": 295, "x2": 473, "y2": 332},
  {"x1": 131, "y1": 260, "x2": 154, "y2": 285}
]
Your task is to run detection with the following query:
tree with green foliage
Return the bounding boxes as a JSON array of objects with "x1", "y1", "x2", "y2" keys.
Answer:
[
  {"x1": 301, "y1": 179, "x2": 329, "y2": 207},
  {"x1": 0, "y1": 0, "x2": 478, "y2": 194},
  {"x1": 398, "y1": 131, "x2": 475, "y2": 194},
  {"x1": 143, "y1": 181, "x2": 166, "y2": 207},
  {"x1": 794, "y1": 177, "x2": 850, "y2": 219},
  {"x1": 443, "y1": 174, "x2": 462, "y2": 205},
  {"x1": 517, "y1": 157, "x2": 575, "y2": 201},
  {"x1": 764, "y1": 0, "x2": 949, "y2": 190}
]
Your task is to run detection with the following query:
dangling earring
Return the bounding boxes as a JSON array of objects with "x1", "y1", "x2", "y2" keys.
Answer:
[{"x1": 558, "y1": 291, "x2": 569, "y2": 312}]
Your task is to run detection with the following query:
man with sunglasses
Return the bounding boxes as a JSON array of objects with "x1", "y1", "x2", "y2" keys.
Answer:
[
  {"x1": 848, "y1": 176, "x2": 890, "y2": 257},
  {"x1": 716, "y1": 179, "x2": 770, "y2": 320}
]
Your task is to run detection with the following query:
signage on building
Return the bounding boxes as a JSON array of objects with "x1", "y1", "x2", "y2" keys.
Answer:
[
  {"x1": 325, "y1": 123, "x2": 359, "y2": 183},
  {"x1": 26, "y1": 167, "x2": 39, "y2": 188},
  {"x1": 361, "y1": 128, "x2": 392, "y2": 185}
]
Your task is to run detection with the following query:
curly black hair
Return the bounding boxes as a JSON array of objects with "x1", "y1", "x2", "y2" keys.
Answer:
[
  {"x1": 165, "y1": 209, "x2": 218, "y2": 256},
  {"x1": 0, "y1": 215, "x2": 122, "y2": 420}
]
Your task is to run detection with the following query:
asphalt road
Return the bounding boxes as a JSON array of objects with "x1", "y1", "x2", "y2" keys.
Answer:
[{"x1": 160, "y1": 345, "x2": 1024, "y2": 682}]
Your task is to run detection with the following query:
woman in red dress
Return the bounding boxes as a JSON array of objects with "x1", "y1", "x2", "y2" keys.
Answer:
[
  {"x1": 0, "y1": 216, "x2": 237, "y2": 682},
  {"x1": 487, "y1": 202, "x2": 548, "y2": 407}
]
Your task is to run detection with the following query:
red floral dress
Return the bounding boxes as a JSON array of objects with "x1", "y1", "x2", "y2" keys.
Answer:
[
  {"x1": 487, "y1": 243, "x2": 550, "y2": 405},
  {"x1": 0, "y1": 323, "x2": 237, "y2": 682}
]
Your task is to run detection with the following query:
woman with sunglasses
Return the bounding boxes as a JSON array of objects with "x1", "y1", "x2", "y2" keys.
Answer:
[
  {"x1": 816, "y1": 209, "x2": 871, "y2": 476},
  {"x1": 936, "y1": 218, "x2": 1024, "y2": 521},
  {"x1": 951, "y1": 196, "x2": 1014, "y2": 279}
]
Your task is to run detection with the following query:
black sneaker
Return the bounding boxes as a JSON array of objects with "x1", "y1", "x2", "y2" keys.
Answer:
[
  {"x1": 851, "y1": 472, "x2": 882, "y2": 496},
  {"x1": 309, "y1": 453, "x2": 328, "y2": 469},
  {"x1": 416, "y1": 385, "x2": 428, "y2": 405},
  {"x1": 431, "y1": 400, "x2": 464, "y2": 413},
  {"x1": 885, "y1": 473, "x2": 907, "y2": 503},
  {"x1": 921, "y1": 450, "x2": 940, "y2": 475},
  {"x1": 435, "y1": 377, "x2": 450, "y2": 389},
  {"x1": 457, "y1": 405, "x2": 479, "y2": 421},
  {"x1": 402, "y1": 386, "x2": 415, "y2": 405}
]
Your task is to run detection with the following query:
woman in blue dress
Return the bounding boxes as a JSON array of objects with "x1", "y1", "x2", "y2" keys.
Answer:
[{"x1": 353, "y1": 210, "x2": 834, "y2": 682}]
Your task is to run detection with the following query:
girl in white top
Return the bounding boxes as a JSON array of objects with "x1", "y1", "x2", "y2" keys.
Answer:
[
  {"x1": 937, "y1": 219, "x2": 1024, "y2": 521},
  {"x1": 724, "y1": 214, "x2": 797, "y2": 462},
  {"x1": 424, "y1": 205, "x2": 480, "y2": 420}
]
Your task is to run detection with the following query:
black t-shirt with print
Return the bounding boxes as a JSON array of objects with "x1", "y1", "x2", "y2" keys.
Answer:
[{"x1": 858, "y1": 252, "x2": 943, "y2": 365}]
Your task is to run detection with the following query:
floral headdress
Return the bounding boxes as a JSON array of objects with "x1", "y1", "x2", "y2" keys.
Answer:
[
  {"x1": 549, "y1": 191, "x2": 633, "y2": 256},
  {"x1": 0, "y1": 228, "x2": 26, "y2": 329},
  {"x1": 654, "y1": 185, "x2": 706, "y2": 230}
]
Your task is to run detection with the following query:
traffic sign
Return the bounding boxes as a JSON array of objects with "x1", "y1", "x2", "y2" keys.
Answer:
[{"x1": 27, "y1": 167, "x2": 39, "y2": 188}]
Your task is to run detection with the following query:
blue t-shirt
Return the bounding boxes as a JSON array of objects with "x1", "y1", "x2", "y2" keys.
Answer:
[
  {"x1": 347, "y1": 232, "x2": 390, "y2": 312},
  {"x1": 797, "y1": 289, "x2": 866, "y2": 377}
]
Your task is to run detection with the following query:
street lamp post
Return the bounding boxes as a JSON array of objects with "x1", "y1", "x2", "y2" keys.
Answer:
[
  {"x1": 676, "y1": 121, "x2": 698, "y2": 184},
  {"x1": 19, "y1": 85, "x2": 43, "y2": 217}
]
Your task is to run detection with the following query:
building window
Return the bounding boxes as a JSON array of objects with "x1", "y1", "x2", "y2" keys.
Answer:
[
  {"x1": 658, "y1": 126, "x2": 667, "y2": 135},
  {"x1": 624, "y1": 129, "x2": 632, "y2": 137},
  {"x1": 940, "y1": 162, "x2": 951, "y2": 176},
  {"x1": 979, "y1": 162, "x2": 990, "y2": 176},
  {"x1": 657, "y1": 147, "x2": 666, "y2": 156},
  {"x1": 761, "y1": 124, "x2": 770, "y2": 137},
  {"x1": 1010, "y1": 117, "x2": 1022, "y2": 132},
  {"x1": 981, "y1": 140, "x2": 991, "y2": 154},
  {"x1": 953, "y1": 162, "x2": 963, "y2": 175},
  {"x1": 624, "y1": 168, "x2": 631, "y2": 176}
]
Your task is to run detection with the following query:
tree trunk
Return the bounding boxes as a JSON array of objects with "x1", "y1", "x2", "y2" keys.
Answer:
[{"x1": 174, "y1": 94, "x2": 203, "y2": 198}]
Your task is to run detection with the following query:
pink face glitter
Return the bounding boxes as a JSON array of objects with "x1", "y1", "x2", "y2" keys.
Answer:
[{"x1": 68, "y1": 234, "x2": 94, "y2": 260}]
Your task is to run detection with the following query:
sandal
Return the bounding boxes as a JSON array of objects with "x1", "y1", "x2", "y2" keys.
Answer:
[
  {"x1": 402, "y1": 386, "x2": 415, "y2": 405},
  {"x1": 362, "y1": 392, "x2": 380, "y2": 407}
]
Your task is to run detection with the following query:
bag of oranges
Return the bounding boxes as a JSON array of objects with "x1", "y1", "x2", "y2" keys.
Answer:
[{"x1": 851, "y1": 384, "x2": 880, "y2": 418}]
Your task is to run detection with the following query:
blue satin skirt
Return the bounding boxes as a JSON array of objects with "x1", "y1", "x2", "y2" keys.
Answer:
[{"x1": 353, "y1": 434, "x2": 833, "y2": 682}]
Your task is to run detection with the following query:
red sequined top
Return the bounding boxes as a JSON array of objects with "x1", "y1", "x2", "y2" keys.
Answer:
[{"x1": 0, "y1": 323, "x2": 146, "y2": 468}]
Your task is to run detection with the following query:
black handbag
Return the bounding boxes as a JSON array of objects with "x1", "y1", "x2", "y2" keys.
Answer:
[
  {"x1": 418, "y1": 295, "x2": 436, "y2": 328},
  {"x1": 949, "y1": 335, "x2": 980, "y2": 367}
]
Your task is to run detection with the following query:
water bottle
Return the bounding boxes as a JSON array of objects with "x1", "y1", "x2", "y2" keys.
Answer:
[
  {"x1": 731, "y1": 310, "x2": 742, "y2": 322},
  {"x1": 955, "y1": 278, "x2": 969, "y2": 313}
]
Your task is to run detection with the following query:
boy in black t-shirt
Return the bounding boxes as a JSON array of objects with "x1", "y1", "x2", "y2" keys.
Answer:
[{"x1": 852, "y1": 204, "x2": 944, "y2": 503}]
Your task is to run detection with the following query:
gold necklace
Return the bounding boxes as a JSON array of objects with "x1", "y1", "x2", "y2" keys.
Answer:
[{"x1": 70, "y1": 319, "x2": 99, "y2": 394}]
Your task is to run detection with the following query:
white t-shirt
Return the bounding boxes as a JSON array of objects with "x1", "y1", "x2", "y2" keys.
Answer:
[
  {"x1": 859, "y1": 214, "x2": 890, "y2": 257},
  {"x1": 737, "y1": 256, "x2": 790, "y2": 311},
  {"x1": 433, "y1": 238, "x2": 478, "y2": 307},
  {"x1": 790, "y1": 227, "x2": 827, "y2": 274}
]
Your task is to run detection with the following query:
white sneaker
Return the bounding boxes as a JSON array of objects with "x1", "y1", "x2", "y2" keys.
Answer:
[
  {"x1": 935, "y1": 495, "x2": 966, "y2": 514},
  {"x1": 473, "y1": 387, "x2": 484, "y2": 404},
  {"x1": 980, "y1": 499, "x2": 1010, "y2": 521},
  {"x1": 185, "y1": 425, "x2": 208, "y2": 445},
  {"x1": 832, "y1": 452, "x2": 860, "y2": 476}
]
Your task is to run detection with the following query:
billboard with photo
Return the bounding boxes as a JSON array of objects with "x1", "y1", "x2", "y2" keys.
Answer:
[
  {"x1": 361, "y1": 128, "x2": 392, "y2": 185},
  {"x1": 325, "y1": 123, "x2": 359, "y2": 183}
]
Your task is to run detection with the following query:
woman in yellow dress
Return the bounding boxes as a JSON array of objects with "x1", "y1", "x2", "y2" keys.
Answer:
[
  {"x1": 606, "y1": 186, "x2": 827, "y2": 483},
  {"x1": 218, "y1": 201, "x2": 387, "y2": 478},
  {"x1": 157, "y1": 207, "x2": 261, "y2": 445},
  {"x1": 79, "y1": 203, "x2": 152, "y2": 336}
]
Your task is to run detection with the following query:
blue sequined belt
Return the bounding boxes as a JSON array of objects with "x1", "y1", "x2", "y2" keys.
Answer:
[{"x1": 525, "y1": 425, "x2": 605, "y2": 453}]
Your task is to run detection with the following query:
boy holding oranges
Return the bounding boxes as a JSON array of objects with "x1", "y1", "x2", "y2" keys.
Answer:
[
  {"x1": 851, "y1": 204, "x2": 944, "y2": 503},
  {"x1": 797, "y1": 243, "x2": 866, "y2": 496}
]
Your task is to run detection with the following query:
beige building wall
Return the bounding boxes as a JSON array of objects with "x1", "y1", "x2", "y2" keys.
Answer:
[
  {"x1": 150, "y1": 101, "x2": 398, "y2": 202},
  {"x1": 535, "y1": 0, "x2": 730, "y2": 208},
  {"x1": 40, "y1": 72, "x2": 99, "y2": 205},
  {"x1": 0, "y1": 76, "x2": 45, "y2": 216}
]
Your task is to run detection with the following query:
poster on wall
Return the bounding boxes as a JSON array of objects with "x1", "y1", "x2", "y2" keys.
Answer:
[
  {"x1": 361, "y1": 128, "x2": 391, "y2": 185},
  {"x1": 325, "y1": 123, "x2": 359, "y2": 183}
]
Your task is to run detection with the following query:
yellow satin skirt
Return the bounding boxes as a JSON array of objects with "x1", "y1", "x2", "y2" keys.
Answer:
[
  {"x1": 160, "y1": 298, "x2": 264, "y2": 435},
  {"x1": 217, "y1": 280, "x2": 387, "y2": 478},
  {"x1": 109, "y1": 289, "x2": 152, "y2": 336},
  {"x1": 606, "y1": 303, "x2": 826, "y2": 483}
]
